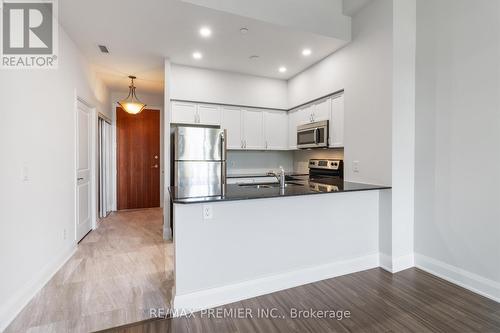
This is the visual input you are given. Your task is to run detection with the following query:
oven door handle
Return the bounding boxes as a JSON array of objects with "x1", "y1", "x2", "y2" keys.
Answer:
[{"x1": 314, "y1": 128, "x2": 318, "y2": 144}]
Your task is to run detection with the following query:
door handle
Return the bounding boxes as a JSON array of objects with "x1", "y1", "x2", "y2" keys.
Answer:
[
  {"x1": 77, "y1": 177, "x2": 84, "y2": 181},
  {"x1": 151, "y1": 164, "x2": 159, "y2": 169}
]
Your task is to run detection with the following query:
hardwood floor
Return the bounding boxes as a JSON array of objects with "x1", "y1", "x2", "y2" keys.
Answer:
[
  {"x1": 106, "y1": 268, "x2": 500, "y2": 333},
  {"x1": 5, "y1": 208, "x2": 174, "y2": 333}
]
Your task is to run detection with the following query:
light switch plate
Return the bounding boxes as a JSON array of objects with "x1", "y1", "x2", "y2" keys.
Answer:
[{"x1": 203, "y1": 205, "x2": 213, "y2": 220}]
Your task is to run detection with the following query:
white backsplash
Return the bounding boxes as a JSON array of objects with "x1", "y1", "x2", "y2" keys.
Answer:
[
  {"x1": 293, "y1": 149, "x2": 345, "y2": 174},
  {"x1": 227, "y1": 149, "x2": 345, "y2": 176},
  {"x1": 227, "y1": 151, "x2": 293, "y2": 175}
]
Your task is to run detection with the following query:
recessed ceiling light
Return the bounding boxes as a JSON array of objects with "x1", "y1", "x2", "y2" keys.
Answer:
[
  {"x1": 240, "y1": 27, "x2": 249, "y2": 34},
  {"x1": 192, "y1": 52, "x2": 203, "y2": 60},
  {"x1": 279, "y1": 66, "x2": 287, "y2": 73},
  {"x1": 302, "y1": 48, "x2": 312, "y2": 56},
  {"x1": 199, "y1": 27, "x2": 212, "y2": 38}
]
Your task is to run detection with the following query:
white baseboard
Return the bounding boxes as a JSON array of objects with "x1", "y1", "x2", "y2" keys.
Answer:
[
  {"x1": 415, "y1": 253, "x2": 500, "y2": 303},
  {"x1": 173, "y1": 253, "x2": 379, "y2": 313},
  {"x1": 378, "y1": 253, "x2": 414, "y2": 273},
  {"x1": 392, "y1": 253, "x2": 415, "y2": 273},
  {"x1": 0, "y1": 244, "x2": 77, "y2": 332},
  {"x1": 379, "y1": 253, "x2": 392, "y2": 272}
]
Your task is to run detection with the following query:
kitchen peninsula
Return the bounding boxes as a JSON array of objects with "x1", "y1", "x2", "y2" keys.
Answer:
[{"x1": 170, "y1": 178, "x2": 391, "y2": 311}]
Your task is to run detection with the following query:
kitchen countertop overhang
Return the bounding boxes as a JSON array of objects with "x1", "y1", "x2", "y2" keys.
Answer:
[{"x1": 169, "y1": 179, "x2": 391, "y2": 204}]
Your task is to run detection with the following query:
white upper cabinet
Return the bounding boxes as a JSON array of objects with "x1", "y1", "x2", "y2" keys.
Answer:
[
  {"x1": 197, "y1": 104, "x2": 221, "y2": 125},
  {"x1": 264, "y1": 110, "x2": 288, "y2": 150},
  {"x1": 171, "y1": 102, "x2": 221, "y2": 125},
  {"x1": 221, "y1": 107, "x2": 243, "y2": 149},
  {"x1": 313, "y1": 98, "x2": 331, "y2": 122},
  {"x1": 242, "y1": 109, "x2": 265, "y2": 150},
  {"x1": 171, "y1": 94, "x2": 342, "y2": 151},
  {"x1": 302, "y1": 105, "x2": 315, "y2": 123},
  {"x1": 329, "y1": 93, "x2": 345, "y2": 148},
  {"x1": 287, "y1": 109, "x2": 301, "y2": 149},
  {"x1": 171, "y1": 101, "x2": 197, "y2": 124}
]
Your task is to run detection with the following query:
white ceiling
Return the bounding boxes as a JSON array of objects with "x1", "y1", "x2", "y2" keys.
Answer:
[{"x1": 59, "y1": 0, "x2": 366, "y2": 95}]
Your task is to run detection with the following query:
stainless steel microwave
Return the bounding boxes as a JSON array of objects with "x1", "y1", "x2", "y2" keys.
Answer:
[{"x1": 297, "y1": 120, "x2": 329, "y2": 149}]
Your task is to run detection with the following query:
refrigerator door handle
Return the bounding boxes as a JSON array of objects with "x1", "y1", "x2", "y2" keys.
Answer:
[{"x1": 221, "y1": 129, "x2": 227, "y2": 185}]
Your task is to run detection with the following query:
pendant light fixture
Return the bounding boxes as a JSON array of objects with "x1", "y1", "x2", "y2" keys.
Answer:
[{"x1": 118, "y1": 75, "x2": 146, "y2": 114}]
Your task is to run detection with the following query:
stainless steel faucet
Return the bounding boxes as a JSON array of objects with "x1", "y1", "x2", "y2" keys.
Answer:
[{"x1": 267, "y1": 166, "x2": 286, "y2": 189}]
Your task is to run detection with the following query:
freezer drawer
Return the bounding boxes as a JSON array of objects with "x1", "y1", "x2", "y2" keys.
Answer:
[{"x1": 175, "y1": 161, "x2": 225, "y2": 187}]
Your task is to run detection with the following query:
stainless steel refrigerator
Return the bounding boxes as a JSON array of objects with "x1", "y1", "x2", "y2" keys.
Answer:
[{"x1": 173, "y1": 126, "x2": 226, "y2": 198}]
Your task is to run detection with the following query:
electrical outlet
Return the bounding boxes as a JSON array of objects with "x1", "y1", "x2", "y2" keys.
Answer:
[
  {"x1": 63, "y1": 228, "x2": 67, "y2": 240},
  {"x1": 353, "y1": 160, "x2": 360, "y2": 173},
  {"x1": 203, "y1": 205, "x2": 213, "y2": 220}
]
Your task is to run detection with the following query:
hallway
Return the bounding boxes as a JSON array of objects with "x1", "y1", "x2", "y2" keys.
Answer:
[{"x1": 5, "y1": 209, "x2": 174, "y2": 333}]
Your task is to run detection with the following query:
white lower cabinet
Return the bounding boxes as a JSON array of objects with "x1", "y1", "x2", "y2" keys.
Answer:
[
  {"x1": 264, "y1": 110, "x2": 288, "y2": 150},
  {"x1": 221, "y1": 107, "x2": 243, "y2": 149},
  {"x1": 242, "y1": 109, "x2": 265, "y2": 150},
  {"x1": 329, "y1": 93, "x2": 344, "y2": 148}
]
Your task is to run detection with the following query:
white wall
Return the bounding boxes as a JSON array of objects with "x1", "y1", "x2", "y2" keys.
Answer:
[
  {"x1": 389, "y1": 0, "x2": 416, "y2": 272},
  {"x1": 170, "y1": 64, "x2": 288, "y2": 110},
  {"x1": 415, "y1": 0, "x2": 500, "y2": 298},
  {"x1": 0, "y1": 29, "x2": 109, "y2": 330},
  {"x1": 287, "y1": 0, "x2": 393, "y2": 186}
]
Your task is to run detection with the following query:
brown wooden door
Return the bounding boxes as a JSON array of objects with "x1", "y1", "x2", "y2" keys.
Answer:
[{"x1": 117, "y1": 107, "x2": 160, "y2": 210}]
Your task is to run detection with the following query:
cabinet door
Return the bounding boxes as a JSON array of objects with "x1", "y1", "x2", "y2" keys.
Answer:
[
  {"x1": 288, "y1": 110, "x2": 300, "y2": 149},
  {"x1": 264, "y1": 110, "x2": 288, "y2": 150},
  {"x1": 242, "y1": 109, "x2": 264, "y2": 150},
  {"x1": 197, "y1": 104, "x2": 221, "y2": 125},
  {"x1": 314, "y1": 98, "x2": 331, "y2": 122},
  {"x1": 330, "y1": 94, "x2": 344, "y2": 148},
  {"x1": 171, "y1": 101, "x2": 197, "y2": 124},
  {"x1": 221, "y1": 107, "x2": 242, "y2": 149},
  {"x1": 302, "y1": 105, "x2": 315, "y2": 123}
]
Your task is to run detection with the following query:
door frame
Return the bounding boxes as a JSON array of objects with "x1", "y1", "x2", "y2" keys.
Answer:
[
  {"x1": 111, "y1": 104, "x2": 164, "y2": 210},
  {"x1": 75, "y1": 96, "x2": 97, "y2": 241}
]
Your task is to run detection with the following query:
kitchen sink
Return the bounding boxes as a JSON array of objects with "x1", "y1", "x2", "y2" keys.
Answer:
[{"x1": 238, "y1": 182, "x2": 304, "y2": 189}]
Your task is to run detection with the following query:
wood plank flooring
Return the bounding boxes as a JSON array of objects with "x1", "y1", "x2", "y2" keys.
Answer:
[
  {"x1": 5, "y1": 208, "x2": 174, "y2": 333},
  {"x1": 106, "y1": 268, "x2": 500, "y2": 333}
]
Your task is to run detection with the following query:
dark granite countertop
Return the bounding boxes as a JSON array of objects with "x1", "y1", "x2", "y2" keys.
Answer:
[
  {"x1": 227, "y1": 172, "x2": 309, "y2": 178},
  {"x1": 169, "y1": 179, "x2": 391, "y2": 204}
]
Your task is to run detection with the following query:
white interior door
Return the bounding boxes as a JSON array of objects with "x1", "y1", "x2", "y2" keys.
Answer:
[{"x1": 76, "y1": 101, "x2": 92, "y2": 242}]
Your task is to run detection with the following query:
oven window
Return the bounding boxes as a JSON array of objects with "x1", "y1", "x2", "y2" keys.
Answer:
[{"x1": 297, "y1": 130, "x2": 315, "y2": 144}]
